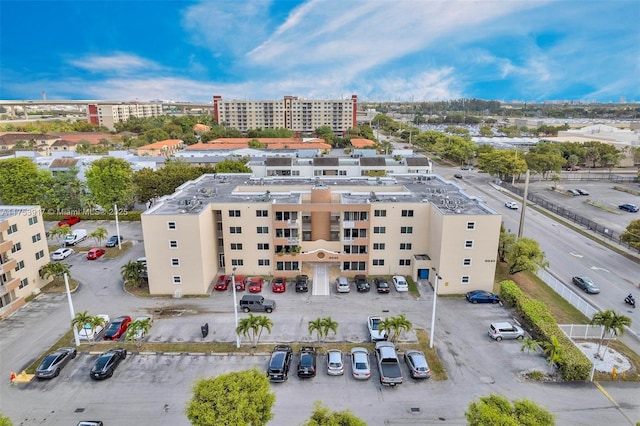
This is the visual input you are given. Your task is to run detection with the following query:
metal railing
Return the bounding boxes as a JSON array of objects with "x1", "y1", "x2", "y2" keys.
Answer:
[{"x1": 559, "y1": 324, "x2": 613, "y2": 340}]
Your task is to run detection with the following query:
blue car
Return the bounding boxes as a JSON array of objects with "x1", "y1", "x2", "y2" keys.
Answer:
[
  {"x1": 105, "y1": 235, "x2": 123, "y2": 247},
  {"x1": 466, "y1": 290, "x2": 501, "y2": 304}
]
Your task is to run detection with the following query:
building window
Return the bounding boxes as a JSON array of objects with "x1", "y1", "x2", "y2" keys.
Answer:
[
  {"x1": 343, "y1": 245, "x2": 367, "y2": 254},
  {"x1": 15, "y1": 260, "x2": 25, "y2": 271},
  {"x1": 35, "y1": 250, "x2": 45, "y2": 260},
  {"x1": 231, "y1": 259, "x2": 244, "y2": 266},
  {"x1": 173, "y1": 276, "x2": 182, "y2": 284},
  {"x1": 7, "y1": 224, "x2": 17, "y2": 234},
  {"x1": 171, "y1": 258, "x2": 180, "y2": 266},
  {"x1": 374, "y1": 209, "x2": 387, "y2": 217},
  {"x1": 11, "y1": 242, "x2": 21, "y2": 253},
  {"x1": 463, "y1": 258, "x2": 472, "y2": 266},
  {"x1": 257, "y1": 243, "x2": 270, "y2": 250},
  {"x1": 276, "y1": 261, "x2": 299, "y2": 271},
  {"x1": 256, "y1": 210, "x2": 268, "y2": 217},
  {"x1": 401, "y1": 210, "x2": 414, "y2": 217},
  {"x1": 258, "y1": 259, "x2": 270, "y2": 266},
  {"x1": 229, "y1": 210, "x2": 241, "y2": 217},
  {"x1": 400, "y1": 226, "x2": 413, "y2": 234},
  {"x1": 399, "y1": 259, "x2": 411, "y2": 266},
  {"x1": 19, "y1": 278, "x2": 29, "y2": 289},
  {"x1": 344, "y1": 212, "x2": 368, "y2": 221},
  {"x1": 466, "y1": 222, "x2": 476, "y2": 230},
  {"x1": 256, "y1": 226, "x2": 269, "y2": 234},
  {"x1": 28, "y1": 216, "x2": 38, "y2": 225},
  {"x1": 400, "y1": 243, "x2": 412, "y2": 250},
  {"x1": 169, "y1": 240, "x2": 178, "y2": 248},
  {"x1": 230, "y1": 227, "x2": 242, "y2": 234},
  {"x1": 32, "y1": 233, "x2": 42, "y2": 243},
  {"x1": 461, "y1": 276, "x2": 470, "y2": 284},
  {"x1": 167, "y1": 222, "x2": 176, "y2": 230},
  {"x1": 373, "y1": 243, "x2": 386, "y2": 250},
  {"x1": 465, "y1": 240, "x2": 474, "y2": 248},
  {"x1": 342, "y1": 261, "x2": 366, "y2": 271},
  {"x1": 373, "y1": 226, "x2": 386, "y2": 234},
  {"x1": 230, "y1": 243, "x2": 243, "y2": 250},
  {"x1": 373, "y1": 259, "x2": 385, "y2": 266}
]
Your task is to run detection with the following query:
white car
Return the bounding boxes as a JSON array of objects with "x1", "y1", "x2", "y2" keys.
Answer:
[
  {"x1": 505, "y1": 201, "x2": 518, "y2": 210},
  {"x1": 367, "y1": 316, "x2": 387, "y2": 342},
  {"x1": 350, "y1": 347, "x2": 371, "y2": 380},
  {"x1": 78, "y1": 314, "x2": 110, "y2": 340},
  {"x1": 392, "y1": 276, "x2": 408, "y2": 292},
  {"x1": 131, "y1": 315, "x2": 154, "y2": 340},
  {"x1": 51, "y1": 248, "x2": 74, "y2": 261}
]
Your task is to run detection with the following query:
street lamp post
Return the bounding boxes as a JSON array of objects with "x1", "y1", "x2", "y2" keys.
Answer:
[
  {"x1": 231, "y1": 267, "x2": 240, "y2": 348},
  {"x1": 64, "y1": 273, "x2": 80, "y2": 346},
  {"x1": 429, "y1": 268, "x2": 442, "y2": 349}
]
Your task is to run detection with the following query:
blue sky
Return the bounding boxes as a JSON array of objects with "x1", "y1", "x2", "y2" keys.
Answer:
[{"x1": 1, "y1": 0, "x2": 639, "y2": 103}]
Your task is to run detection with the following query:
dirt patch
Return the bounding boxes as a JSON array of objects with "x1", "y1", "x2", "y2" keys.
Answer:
[{"x1": 153, "y1": 305, "x2": 202, "y2": 318}]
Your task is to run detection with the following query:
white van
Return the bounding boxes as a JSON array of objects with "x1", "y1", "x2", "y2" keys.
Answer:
[
  {"x1": 336, "y1": 276, "x2": 350, "y2": 293},
  {"x1": 64, "y1": 229, "x2": 87, "y2": 246}
]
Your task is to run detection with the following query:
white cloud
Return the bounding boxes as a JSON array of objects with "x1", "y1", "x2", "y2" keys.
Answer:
[{"x1": 68, "y1": 53, "x2": 160, "y2": 74}]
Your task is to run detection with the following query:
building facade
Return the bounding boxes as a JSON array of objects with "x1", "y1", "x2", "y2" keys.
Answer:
[
  {"x1": 212, "y1": 95, "x2": 358, "y2": 134},
  {"x1": 141, "y1": 174, "x2": 500, "y2": 297},
  {"x1": 0, "y1": 206, "x2": 51, "y2": 319},
  {"x1": 88, "y1": 103, "x2": 164, "y2": 131}
]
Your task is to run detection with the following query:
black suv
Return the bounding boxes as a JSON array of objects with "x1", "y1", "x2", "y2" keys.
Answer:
[
  {"x1": 267, "y1": 345, "x2": 292, "y2": 382},
  {"x1": 354, "y1": 275, "x2": 370, "y2": 292},
  {"x1": 295, "y1": 275, "x2": 309, "y2": 292},
  {"x1": 374, "y1": 277, "x2": 390, "y2": 293},
  {"x1": 297, "y1": 347, "x2": 317, "y2": 378}
]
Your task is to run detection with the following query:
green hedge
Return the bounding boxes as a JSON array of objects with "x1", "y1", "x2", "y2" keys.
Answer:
[
  {"x1": 43, "y1": 211, "x2": 142, "y2": 222},
  {"x1": 500, "y1": 280, "x2": 591, "y2": 381}
]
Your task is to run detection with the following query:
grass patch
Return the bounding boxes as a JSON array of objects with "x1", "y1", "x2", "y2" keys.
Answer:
[
  {"x1": 103, "y1": 241, "x2": 134, "y2": 259},
  {"x1": 124, "y1": 279, "x2": 151, "y2": 297},
  {"x1": 613, "y1": 186, "x2": 640, "y2": 196},
  {"x1": 495, "y1": 262, "x2": 588, "y2": 324},
  {"x1": 40, "y1": 277, "x2": 79, "y2": 294},
  {"x1": 585, "y1": 199, "x2": 619, "y2": 214},
  {"x1": 406, "y1": 276, "x2": 421, "y2": 299},
  {"x1": 524, "y1": 370, "x2": 545, "y2": 381}
]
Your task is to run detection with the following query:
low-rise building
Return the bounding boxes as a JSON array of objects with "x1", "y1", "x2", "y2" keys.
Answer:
[
  {"x1": 0, "y1": 206, "x2": 50, "y2": 319},
  {"x1": 141, "y1": 174, "x2": 500, "y2": 297}
]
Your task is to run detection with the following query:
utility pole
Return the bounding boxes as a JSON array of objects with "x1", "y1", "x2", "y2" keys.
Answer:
[{"x1": 518, "y1": 169, "x2": 530, "y2": 239}]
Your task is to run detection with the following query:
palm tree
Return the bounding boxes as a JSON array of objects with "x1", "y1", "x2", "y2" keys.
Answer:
[
  {"x1": 236, "y1": 314, "x2": 273, "y2": 348},
  {"x1": 121, "y1": 261, "x2": 144, "y2": 287},
  {"x1": 377, "y1": 317, "x2": 395, "y2": 343},
  {"x1": 378, "y1": 315, "x2": 413, "y2": 343},
  {"x1": 47, "y1": 225, "x2": 69, "y2": 246},
  {"x1": 320, "y1": 317, "x2": 339, "y2": 342},
  {"x1": 40, "y1": 262, "x2": 71, "y2": 285},
  {"x1": 541, "y1": 336, "x2": 563, "y2": 366},
  {"x1": 125, "y1": 318, "x2": 152, "y2": 347},
  {"x1": 308, "y1": 318, "x2": 326, "y2": 344},
  {"x1": 89, "y1": 227, "x2": 108, "y2": 246},
  {"x1": 520, "y1": 338, "x2": 540, "y2": 355},
  {"x1": 71, "y1": 311, "x2": 93, "y2": 342},
  {"x1": 590, "y1": 310, "x2": 632, "y2": 359}
]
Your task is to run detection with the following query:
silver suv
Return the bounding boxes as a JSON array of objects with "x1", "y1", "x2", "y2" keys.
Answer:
[{"x1": 488, "y1": 322, "x2": 524, "y2": 341}]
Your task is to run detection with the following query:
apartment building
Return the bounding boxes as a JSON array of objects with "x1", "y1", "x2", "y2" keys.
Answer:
[
  {"x1": 141, "y1": 174, "x2": 501, "y2": 297},
  {"x1": 212, "y1": 95, "x2": 358, "y2": 134},
  {"x1": 88, "y1": 103, "x2": 164, "y2": 131},
  {"x1": 0, "y1": 206, "x2": 50, "y2": 319}
]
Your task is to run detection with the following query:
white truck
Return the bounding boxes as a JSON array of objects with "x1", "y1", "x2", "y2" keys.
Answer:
[
  {"x1": 375, "y1": 341, "x2": 403, "y2": 386},
  {"x1": 65, "y1": 229, "x2": 87, "y2": 246}
]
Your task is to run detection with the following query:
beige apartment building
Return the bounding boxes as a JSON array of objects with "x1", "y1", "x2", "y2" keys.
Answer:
[
  {"x1": 0, "y1": 206, "x2": 51, "y2": 319},
  {"x1": 141, "y1": 174, "x2": 501, "y2": 297},
  {"x1": 88, "y1": 103, "x2": 164, "y2": 131},
  {"x1": 212, "y1": 95, "x2": 358, "y2": 134}
]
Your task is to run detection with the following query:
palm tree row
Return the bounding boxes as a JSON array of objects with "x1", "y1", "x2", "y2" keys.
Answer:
[
  {"x1": 308, "y1": 317, "x2": 339, "y2": 344},
  {"x1": 236, "y1": 314, "x2": 274, "y2": 347},
  {"x1": 71, "y1": 310, "x2": 106, "y2": 345},
  {"x1": 378, "y1": 314, "x2": 412, "y2": 343}
]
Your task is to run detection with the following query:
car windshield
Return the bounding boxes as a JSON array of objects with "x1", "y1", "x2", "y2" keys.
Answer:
[
  {"x1": 270, "y1": 353, "x2": 285, "y2": 368},
  {"x1": 94, "y1": 355, "x2": 111, "y2": 369},
  {"x1": 300, "y1": 354, "x2": 313, "y2": 366},
  {"x1": 41, "y1": 355, "x2": 57, "y2": 368},
  {"x1": 108, "y1": 322, "x2": 120, "y2": 331}
]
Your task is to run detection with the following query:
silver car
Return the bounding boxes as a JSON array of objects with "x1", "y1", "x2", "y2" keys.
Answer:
[
  {"x1": 488, "y1": 322, "x2": 525, "y2": 341},
  {"x1": 35, "y1": 347, "x2": 77, "y2": 379},
  {"x1": 327, "y1": 350, "x2": 344, "y2": 376},
  {"x1": 404, "y1": 350, "x2": 431, "y2": 379},
  {"x1": 350, "y1": 347, "x2": 371, "y2": 380}
]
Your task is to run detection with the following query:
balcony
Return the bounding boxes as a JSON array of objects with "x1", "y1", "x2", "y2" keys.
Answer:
[
  {"x1": 1, "y1": 258, "x2": 17, "y2": 275},
  {"x1": 287, "y1": 219, "x2": 299, "y2": 227},
  {"x1": 0, "y1": 239, "x2": 14, "y2": 254},
  {"x1": 0, "y1": 277, "x2": 20, "y2": 296}
]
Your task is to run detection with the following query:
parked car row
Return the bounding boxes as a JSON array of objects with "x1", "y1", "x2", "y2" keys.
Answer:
[
  {"x1": 567, "y1": 188, "x2": 589, "y2": 196},
  {"x1": 337, "y1": 275, "x2": 408, "y2": 293},
  {"x1": 266, "y1": 344, "x2": 430, "y2": 383},
  {"x1": 213, "y1": 274, "x2": 309, "y2": 294},
  {"x1": 35, "y1": 347, "x2": 127, "y2": 381}
]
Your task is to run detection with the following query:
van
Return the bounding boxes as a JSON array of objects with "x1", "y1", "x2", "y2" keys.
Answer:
[
  {"x1": 239, "y1": 294, "x2": 276, "y2": 313},
  {"x1": 64, "y1": 229, "x2": 87, "y2": 246},
  {"x1": 488, "y1": 322, "x2": 524, "y2": 341},
  {"x1": 336, "y1": 276, "x2": 350, "y2": 293}
]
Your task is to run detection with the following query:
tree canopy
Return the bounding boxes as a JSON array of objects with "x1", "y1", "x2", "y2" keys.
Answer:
[
  {"x1": 477, "y1": 150, "x2": 528, "y2": 180},
  {"x1": 0, "y1": 157, "x2": 53, "y2": 205},
  {"x1": 85, "y1": 157, "x2": 134, "y2": 208},
  {"x1": 465, "y1": 394, "x2": 555, "y2": 426},
  {"x1": 506, "y1": 237, "x2": 548, "y2": 274},
  {"x1": 186, "y1": 369, "x2": 275, "y2": 426},
  {"x1": 302, "y1": 401, "x2": 366, "y2": 426},
  {"x1": 620, "y1": 219, "x2": 640, "y2": 248}
]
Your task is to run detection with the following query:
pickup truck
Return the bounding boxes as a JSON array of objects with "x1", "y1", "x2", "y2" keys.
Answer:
[
  {"x1": 367, "y1": 316, "x2": 387, "y2": 342},
  {"x1": 375, "y1": 341, "x2": 403, "y2": 386}
]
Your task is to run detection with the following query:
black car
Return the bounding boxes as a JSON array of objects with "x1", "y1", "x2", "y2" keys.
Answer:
[
  {"x1": 295, "y1": 275, "x2": 309, "y2": 292},
  {"x1": 619, "y1": 203, "x2": 639, "y2": 213},
  {"x1": 267, "y1": 345, "x2": 292, "y2": 382},
  {"x1": 354, "y1": 275, "x2": 370, "y2": 292},
  {"x1": 105, "y1": 235, "x2": 123, "y2": 247},
  {"x1": 454, "y1": 173, "x2": 463, "y2": 179},
  {"x1": 572, "y1": 276, "x2": 600, "y2": 294},
  {"x1": 35, "y1": 347, "x2": 77, "y2": 379},
  {"x1": 374, "y1": 277, "x2": 390, "y2": 294},
  {"x1": 297, "y1": 347, "x2": 317, "y2": 378},
  {"x1": 90, "y1": 348, "x2": 127, "y2": 380}
]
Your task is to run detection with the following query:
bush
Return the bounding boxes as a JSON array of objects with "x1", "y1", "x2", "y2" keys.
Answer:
[
  {"x1": 499, "y1": 280, "x2": 591, "y2": 381},
  {"x1": 43, "y1": 211, "x2": 142, "y2": 222}
]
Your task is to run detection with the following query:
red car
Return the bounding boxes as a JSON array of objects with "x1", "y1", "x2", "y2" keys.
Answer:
[
  {"x1": 272, "y1": 277, "x2": 287, "y2": 293},
  {"x1": 248, "y1": 277, "x2": 264, "y2": 293},
  {"x1": 234, "y1": 275, "x2": 246, "y2": 291},
  {"x1": 86, "y1": 248, "x2": 106, "y2": 260},
  {"x1": 214, "y1": 275, "x2": 229, "y2": 291},
  {"x1": 103, "y1": 316, "x2": 132, "y2": 340},
  {"x1": 58, "y1": 215, "x2": 80, "y2": 227}
]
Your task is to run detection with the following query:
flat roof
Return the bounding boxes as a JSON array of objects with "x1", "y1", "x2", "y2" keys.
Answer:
[{"x1": 145, "y1": 174, "x2": 495, "y2": 216}]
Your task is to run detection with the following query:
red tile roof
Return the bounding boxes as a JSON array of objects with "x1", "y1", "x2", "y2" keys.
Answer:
[{"x1": 350, "y1": 138, "x2": 376, "y2": 148}]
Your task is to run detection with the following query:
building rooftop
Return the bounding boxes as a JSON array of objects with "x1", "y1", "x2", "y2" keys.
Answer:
[
  {"x1": 0, "y1": 205, "x2": 40, "y2": 220},
  {"x1": 145, "y1": 174, "x2": 495, "y2": 216}
]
